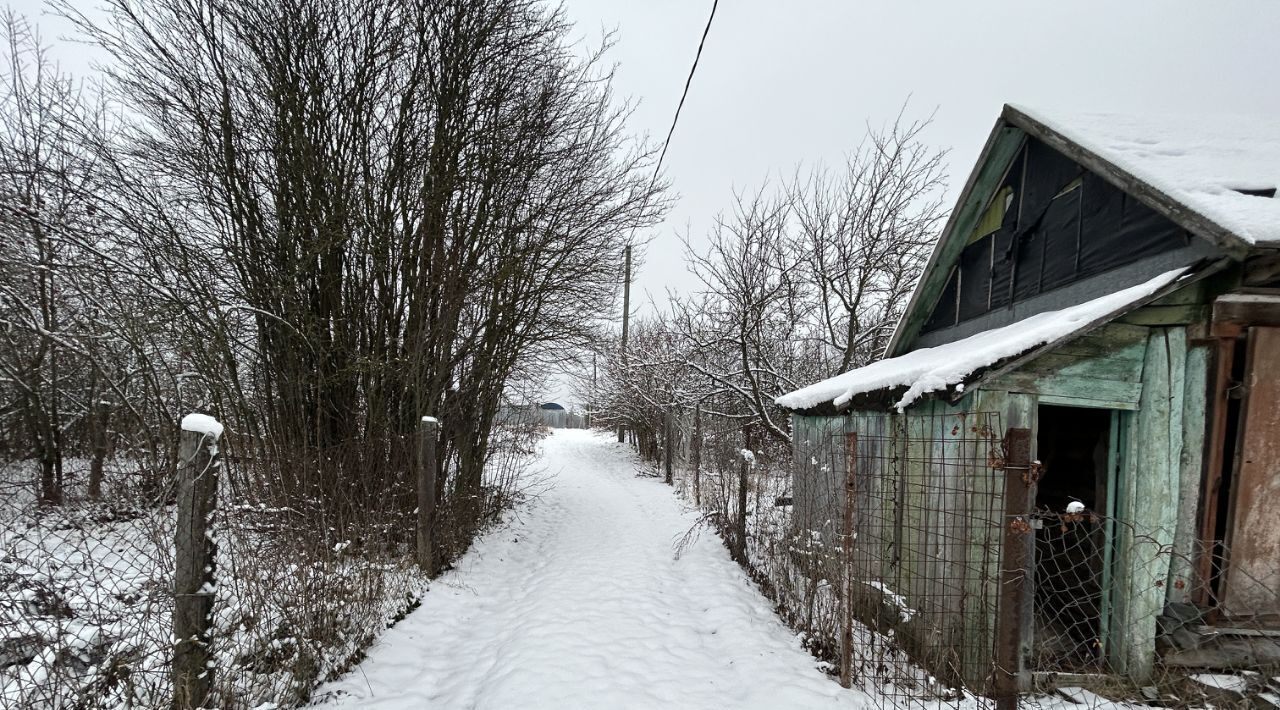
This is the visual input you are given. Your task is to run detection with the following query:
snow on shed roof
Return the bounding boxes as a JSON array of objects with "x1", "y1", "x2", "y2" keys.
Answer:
[
  {"x1": 1010, "y1": 105, "x2": 1280, "y2": 247},
  {"x1": 777, "y1": 267, "x2": 1189, "y2": 413}
]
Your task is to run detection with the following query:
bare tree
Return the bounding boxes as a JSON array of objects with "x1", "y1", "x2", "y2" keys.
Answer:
[
  {"x1": 52, "y1": 0, "x2": 667, "y2": 556},
  {"x1": 666, "y1": 114, "x2": 946, "y2": 448},
  {"x1": 790, "y1": 111, "x2": 947, "y2": 373},
  {"x1": 676, "y1": 186, "x2": 811, "y2": 446},
  {"x1": 0, "y1": 11, "x2": 116, "y2": 504}
]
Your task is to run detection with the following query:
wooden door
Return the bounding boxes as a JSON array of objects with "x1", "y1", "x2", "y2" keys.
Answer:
[{"x1": 1221, "y1": 327, "x2": 1280, "y2": 620}]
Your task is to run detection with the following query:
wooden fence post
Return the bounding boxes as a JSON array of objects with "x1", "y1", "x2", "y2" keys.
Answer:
[
  {"x1": 664, "y1": 409, "x2": 674, "y2": 486},
  {"x1": 173, "y1": 414, "x2": 221, "y2": 710},
  {"x1": 417, "y1": 416, "x2": 439, "y2": 575},
  {"x1": 692, "y1": 404, "x2": 702, "y2": 507},
  {"x1": 995, "y1": 427, "x2": 1035, "y2": 710},
  {"x1": 840, "y1": 432, "x2": 858, "y2": 689},
  {"x1": 732, "y1": 425, "x2": 751, "y2": 564}
]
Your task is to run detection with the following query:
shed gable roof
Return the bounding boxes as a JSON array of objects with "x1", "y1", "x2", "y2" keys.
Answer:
[{"x1": 887, "y1": 104, "x2": 1279, "y2": 359}]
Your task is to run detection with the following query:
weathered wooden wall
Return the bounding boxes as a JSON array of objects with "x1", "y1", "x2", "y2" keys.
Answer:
[
  {"x1": 791, "y1": 414, "x2": 853, "y2": 537},
  {"x1": 790, "y1": 282, "x2": 1221, "y2": 687},
  {"x1": 791, "y1": 399, "x2": 1011, "y2": 689}
]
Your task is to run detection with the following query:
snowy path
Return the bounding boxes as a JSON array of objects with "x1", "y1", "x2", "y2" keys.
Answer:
[{"x1": 313, "y1": 429, "x2": 868, "y2": 709}]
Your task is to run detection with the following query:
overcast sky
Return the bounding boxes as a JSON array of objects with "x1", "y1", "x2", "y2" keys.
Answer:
[
  {"x1": 558, "y1": 0, "x2": 1280, "y2": 312},
  {"x1": 14, "y1": 0, "x2": 1280, "y2": 403},
  {"x1": 20, "y1": 0, "x2": 1280, "y2": 309}
]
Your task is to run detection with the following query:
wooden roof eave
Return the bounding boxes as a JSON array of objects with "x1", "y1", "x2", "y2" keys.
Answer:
[
  {"x1": 784, "y1": 387, "x2": 915, "y2": 418},
  {"x1": 787, "y1": 258, "x2": 1230, "y2": 418}
]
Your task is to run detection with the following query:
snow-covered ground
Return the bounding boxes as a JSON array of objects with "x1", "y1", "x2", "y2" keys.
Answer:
[{"x1": 312, "y1": 429, "x2": 871, "y2": 709}]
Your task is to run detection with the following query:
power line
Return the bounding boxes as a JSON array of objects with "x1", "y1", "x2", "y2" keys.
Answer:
[
  {"x1": 618, "y1": 0, "x2": 717, "y2": 401},
  {"x1": 653, "y1": 0, "x2": 719, "y2": 181}
]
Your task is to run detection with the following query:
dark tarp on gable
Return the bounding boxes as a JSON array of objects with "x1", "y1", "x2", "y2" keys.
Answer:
[
  {"x1": 923, "y1": 267, "x2": 959, "y2": 332},
  {"x1": 921, "y1": 137, "x2": 1192, "y2": 335}
]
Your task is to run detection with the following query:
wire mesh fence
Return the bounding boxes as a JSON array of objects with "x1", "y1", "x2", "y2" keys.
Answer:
[
  {"x1": 1024, "y1": 512, "x2": 1280, "y2": 709},
  {"x1": 836, "y1": 413, "x2": 1007, "y2": 703},
  {"x1": 649, "y1": 406, "x2": 1280, "y2": 710},
  {"x1": 0, "y1": 419, "x2": 543, "y2": 708}
]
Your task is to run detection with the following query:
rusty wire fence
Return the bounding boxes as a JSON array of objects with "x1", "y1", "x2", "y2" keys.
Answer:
[
  {"x1": 653, "y1": 408, "x2": 1280, "y2": 710},
  {"x1": 775, "y1": 412, "x2": 1012, "y2": 708},
  {"x1": 1023, "y1": 513, "x2": 1280, "y2": 709}
]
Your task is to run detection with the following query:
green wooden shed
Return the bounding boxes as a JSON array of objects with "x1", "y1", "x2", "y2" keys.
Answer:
[{"x1": 778, "y1": 104, "x2": 1280, "y2": 696}]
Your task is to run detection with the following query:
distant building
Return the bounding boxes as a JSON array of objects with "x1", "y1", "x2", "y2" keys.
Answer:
[{"x1": 497, "y1": 401, "x2": 583, "y2": 429}]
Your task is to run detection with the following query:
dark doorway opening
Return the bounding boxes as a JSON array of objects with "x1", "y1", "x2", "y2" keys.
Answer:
[{"x1": 1032, "y1": 404, "x2": 1114, "y2": 672}]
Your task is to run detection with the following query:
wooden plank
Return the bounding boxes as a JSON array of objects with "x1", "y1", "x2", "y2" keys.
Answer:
[
  {"x1": 1146, "y1": 280, "x2": 1209, "y2": 307},
  {"x1": 901, "y1": 410, "x2": 930, "y2": 635},
  {"x1": 1034, "y1": 393, "x2": 1140, "y2": 411},
  {"x1": 1054, "y1": 323, "x2": 1157, "y2": 353},
  {"x1": 1010, "y1": 394, "x2": 1037, "y2": 694},
  {"x1": 1196, "y1": 338, "x2": 1236, "y2": 607},
  {"x1": 988, "y1": 372, "x2": 1143, "y2": 407},
  {"x1": 1212, "y1": 292, "x2": 1280, "y2": 337},
  {"x1": 1099, "y1": 410, "x2": 1122, "y2": 658},
  {"x1": 790, "y1": 414, "x2": 847, "y2": 535},
  {"x1": 1167, "y1": 343, "x2": 1209, "y2": 602},
  {"x1": 1045, "y1": 338, "x2": 1147, "y2": 363},
  {"x1": 1119, "y1": 305, "x2": 1209, "y2": 326},
  {"x1": 961, "y1": 390, "x2": 1005, "y2": 687},
  {"x1": 1015, "y1": 348, "x2": 1146, "y2": 382},
  {"x1": 1220, "y1": 327, "x2": 1280, "y2": 618},
  {"x1": 1192, "y1": 625, "x2": 1280, "y2": 638},
  {"x1": 1111, "y1": 408, "x2": 1137, "y2": 667},
  {"x1": 939, "y1": 405, "x2": 971, "y2": 661},
  {"x1": 1163, "y1": 636, "x2": 1280, "y2": 668},
  {"x1": 840, "y1": 432, "x2": 858, "y2": 688},
  {"x1": 1113, "y1": 328, "x2": 1186, "y2": 679}
]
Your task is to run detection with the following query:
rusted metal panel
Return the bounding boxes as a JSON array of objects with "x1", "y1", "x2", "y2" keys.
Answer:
[
  {"x1": 994, "y1": 427, "x2": 1035, "y2": 708},
  {"x1": 1221, "y1": 327, "x2": 1280, "y2": 620}
]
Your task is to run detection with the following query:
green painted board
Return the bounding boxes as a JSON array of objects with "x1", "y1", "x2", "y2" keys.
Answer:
[
  {"x1": 1166, "y1": 342, "x2": 1208, "y2": 602},
  {"x1": 1118, "y1": 305, "x2": 1209, "y2": 326},
  {"x1": 1112, "y1": 327, "x2": 1187, "y2": 679},
  {"x1": 1016, "y1": 350, "x2": 1146, "y2": 382},
  {"x1": 988, "y1": 372, "x2": 1143, "y2": 407}
]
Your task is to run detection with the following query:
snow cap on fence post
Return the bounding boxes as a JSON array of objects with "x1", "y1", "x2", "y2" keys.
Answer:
[{"x1": 180, "y1": 412, "x2": 224, "y2": 440}]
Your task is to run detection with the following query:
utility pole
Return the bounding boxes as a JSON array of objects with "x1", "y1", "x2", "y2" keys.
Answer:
[
  {"x1": 589, "y1": 351, "x2": 597, "y2": 428},
  {"x1": 618, "y1": 245, "x2": 631, "y2": 444}
]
